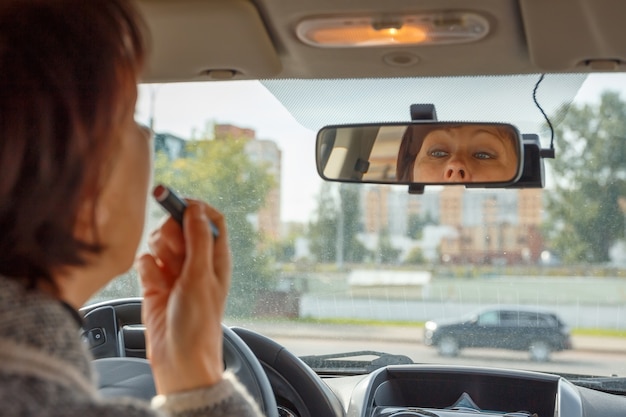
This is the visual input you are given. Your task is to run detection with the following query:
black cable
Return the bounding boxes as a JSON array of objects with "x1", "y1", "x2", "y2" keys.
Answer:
[{"x1": 532, "y1": 73, "x2": 555, "y2": 158}]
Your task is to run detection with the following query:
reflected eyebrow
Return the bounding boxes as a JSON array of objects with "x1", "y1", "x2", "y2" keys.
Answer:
[
  {"x1": 424, "y1": 129, "x2": 455, "y2": 142},
  {"x1": 471, "y1": 128, "x2": 511, "y2": 149}
]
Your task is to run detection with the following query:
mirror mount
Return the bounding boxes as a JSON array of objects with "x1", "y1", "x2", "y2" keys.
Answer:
[
  {"x1": 410, "y1": 103, "x2": 438, "y2": 123},
  {"x1": 504, "y1": 134, "x2": 545, "y2": 189},
  {"x1": 407, "y1": 104, "x2": 439, "y2": 195},
  {"x1": 540, "y1": 148, "x2": 555, "y2": 159}
]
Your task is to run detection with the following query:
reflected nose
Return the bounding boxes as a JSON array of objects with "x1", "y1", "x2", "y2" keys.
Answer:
[{"x1": 444, "y1": 159, "x2": 471, "y2": 182}]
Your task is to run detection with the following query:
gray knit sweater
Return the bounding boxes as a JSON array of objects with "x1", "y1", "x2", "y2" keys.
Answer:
[{"x1": 0, "y1": 277, "x2": 263, "y2": 417}]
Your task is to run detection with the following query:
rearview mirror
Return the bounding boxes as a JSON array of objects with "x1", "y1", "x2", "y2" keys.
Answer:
[{"x1": 316, "y1": 122, "x2": 523, "y2": 186}]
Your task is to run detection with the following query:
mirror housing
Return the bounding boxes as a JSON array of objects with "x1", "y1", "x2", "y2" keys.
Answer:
[{"x1": 316, "y1": 122, "x2": 524, "y2": 188}]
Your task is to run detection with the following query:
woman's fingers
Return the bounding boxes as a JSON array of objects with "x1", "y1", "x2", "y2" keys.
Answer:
[
  {"x1": 136, "y1": 199, "x2": 232, "y2": 394},
  {"x1": 180, "y1": 201, "x2": 231, "y2": 291},
  {"x1": 179, "y1": 202, "x2": 213, "y2": 284},
  {"x1": 135, "y1": 253, "x2": 168, "y2": 360},
  {"x1": 203, "y1": 204, "x2": 231, "y2": 290},
  {"x1": 148, "y1": 216, "x2": 185, "y2": 278}
]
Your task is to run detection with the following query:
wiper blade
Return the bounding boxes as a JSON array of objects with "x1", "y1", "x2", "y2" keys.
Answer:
[
  {"x1": 567, "y1": 375, "x2": 626, "y2": 394},
  {"x1": 299, "y1": 351, "x2": 413, "y2": 374}
]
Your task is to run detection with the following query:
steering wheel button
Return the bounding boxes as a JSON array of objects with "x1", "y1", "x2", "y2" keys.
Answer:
[{"x1": 87, "y1": 328, "x2": 106, "y2": 348}]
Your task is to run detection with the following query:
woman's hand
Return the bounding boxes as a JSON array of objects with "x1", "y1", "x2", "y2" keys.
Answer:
[{"x1": 136, "y1": 200, "x2": 231, "y2": 395}]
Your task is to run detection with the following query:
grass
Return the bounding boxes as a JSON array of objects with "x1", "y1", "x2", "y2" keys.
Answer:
[
  {"x1": 233, "y1": 315, "x2": 626, "y2": 338},
  {"x1": 295, "y1": 317, "x2": 626, "y2": 337},
  {"x1": 296, "y1": 317, "x2": 425, "y2": 327},
  {"x1": 572, "y1": 328, "x2": 626, "y2": 338}
]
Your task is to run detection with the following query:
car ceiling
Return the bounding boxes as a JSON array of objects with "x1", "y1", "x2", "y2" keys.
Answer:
[{"x1": 136, "y1": 0, "x2": 626, "y2": 83}]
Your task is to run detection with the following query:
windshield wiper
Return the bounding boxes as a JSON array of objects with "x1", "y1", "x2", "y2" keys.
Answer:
[
  {"x1": 299, "y1": 351, "x2": 413, "y2": 375},
  {"x1": 567, "y1": 375, "x2": 626, "y2": 394}
]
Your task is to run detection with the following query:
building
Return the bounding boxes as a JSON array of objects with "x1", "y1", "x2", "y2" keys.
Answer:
[
  {"x1": 361, "y1": 185, "x2": 545, "y2": 264},
  {"x1": 245, "y1": 138, "x2": 282, "y2": 240},
  {"x1": 215, "y1": 124, "x2": 282, "y2": 239},
  {"x1": 214, "y1": 124, "x2": 255, "y2": 140},
  {"x1": 437, "y1": 188, "x2": 544, "y2": 264},
  {"x1": 154, "y1": 132, "x2": 186, "y2": 160}
]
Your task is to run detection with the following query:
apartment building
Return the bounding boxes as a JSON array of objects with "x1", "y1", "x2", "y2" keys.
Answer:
[
  {"x1": 362, "y1": 186, "x2": 544, "y2": 264},
  {"x1": 215, "y1": 124, "x2": 282, "y2": 239}
]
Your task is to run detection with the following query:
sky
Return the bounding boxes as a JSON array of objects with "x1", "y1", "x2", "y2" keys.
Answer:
[{"x1": 136, "y1": 73, "x2": 626, "y2": 224}]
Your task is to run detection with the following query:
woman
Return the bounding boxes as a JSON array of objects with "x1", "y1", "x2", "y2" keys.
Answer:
[{"x1": 0, "y1": 1, "x2": 261, "y2": 416}]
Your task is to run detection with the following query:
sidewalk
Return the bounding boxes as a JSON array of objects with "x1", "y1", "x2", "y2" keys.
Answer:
[{"x1": 227, "y1": 320, "x2": 626, "y2": 354}]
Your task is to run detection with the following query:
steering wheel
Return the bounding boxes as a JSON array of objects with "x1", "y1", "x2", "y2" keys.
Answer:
[
  {"x1": 231, "y1": 327, "x2": 343, "y2": 417},
  {"x1": 81, "y1": 300, "x2": 278, "y2": 417}
]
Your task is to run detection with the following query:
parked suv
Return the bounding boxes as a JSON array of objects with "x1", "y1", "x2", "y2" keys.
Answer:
[{"x1": 424, "y1": 307, "x2": 572, "y2": 361}]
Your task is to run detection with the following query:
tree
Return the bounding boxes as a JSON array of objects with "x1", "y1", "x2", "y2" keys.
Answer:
[
  {"x1": 338, "y1": 184, "x2": 367, "y2": 263},
  {"x1": 377, "y1": 228, "x2": 401, "y2": 264},
  {"x1": 154, "y1": 132, "x2": 275, "y2": 316},
  {"x1": 404, "y1": 246, "x2": 426, "y2": 265},
  {"x1": 308, "y1": 183, "x2": 368, "y2": 264},
  {"x1": 546, "y1": 91, "x2": 626, "y2": 263},
  {"x1": 308, "y1": 182, "x2": 337, "y2": 262},
  {"x1": 407, "y1": 212, "x2": 436, "y2": 240}
]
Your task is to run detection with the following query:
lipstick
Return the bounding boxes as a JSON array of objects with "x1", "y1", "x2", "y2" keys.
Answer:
[{"x1": 153, "y1": 184, "x2": 219, "y2": 238}]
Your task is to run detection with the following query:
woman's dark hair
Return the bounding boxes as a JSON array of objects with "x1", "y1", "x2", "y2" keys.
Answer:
[
  {"x1": 396, "y1": 125, "x2": 433, "y2": 182},
  {"x1": 0, "y1": 0, "x2": 147, "y2": 289}
]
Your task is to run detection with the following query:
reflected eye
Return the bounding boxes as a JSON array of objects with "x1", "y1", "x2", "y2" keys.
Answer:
[
  {"x1": 429, "y1": 149, "x2": 449, "y2": 158},
  {"x1": 474, "y1": 151, "x2": 495, "y2": 160}
]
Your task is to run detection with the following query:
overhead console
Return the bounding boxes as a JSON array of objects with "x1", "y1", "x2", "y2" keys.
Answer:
[{"x1": 342, "y1": 365, "x2": 584, "y2": 417}]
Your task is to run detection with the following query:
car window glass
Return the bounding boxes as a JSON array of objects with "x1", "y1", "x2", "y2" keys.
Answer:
[
  {"x1": 499, "y1": 311, "x2": 520, "y2": 326},
  {"x1": 477, "y1": 311, "x2": 500, "y2": 326},
  {"x1": 87, "y1": 73, "x2": 626, "y2": 378}
]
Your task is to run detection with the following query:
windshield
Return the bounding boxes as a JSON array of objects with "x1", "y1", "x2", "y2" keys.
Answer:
[{"x1": 91, "y1": 73, "x2": 626, "y2": 378}]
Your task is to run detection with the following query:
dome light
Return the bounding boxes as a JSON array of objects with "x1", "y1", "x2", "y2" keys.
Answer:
[{"x1": 296, "y1": 12, "x2": 490, "y2": 48}]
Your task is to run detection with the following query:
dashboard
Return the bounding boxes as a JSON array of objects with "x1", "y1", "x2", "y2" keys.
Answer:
[
  {"x1": 324, "y1": 366, "x2": 575, "y2": 417},
  {"x1": 81, "y1": 299, "x2": 626, "y2": 417}
]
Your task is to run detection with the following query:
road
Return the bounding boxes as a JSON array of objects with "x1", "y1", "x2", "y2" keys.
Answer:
[
  {"x1": 229, "y1": 320, "x2": 626, "y2": 377},
  {"x1": 300, "y1": 295, "x2": 626, "y2": 330}
]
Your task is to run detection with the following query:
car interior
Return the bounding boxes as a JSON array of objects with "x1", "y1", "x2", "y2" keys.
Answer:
[{"x1": 80, "y1": 1, "x2": 626, "y2": 416}]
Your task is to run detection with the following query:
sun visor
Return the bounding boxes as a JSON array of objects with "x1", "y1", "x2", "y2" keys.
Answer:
[
  {"x1": 137, "y1": 0, "x2": 281, "y2": 82},
  {"x1": 519, "y1": 0, "x2": 626, "y2": 71}
]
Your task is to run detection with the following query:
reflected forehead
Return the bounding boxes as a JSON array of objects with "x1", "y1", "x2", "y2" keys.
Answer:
[
  {"x1": 423, "y1": 129, "x2": 454, "y2": 141},
  {"x1": 424, "y1": 126, "x2": 505, "y2": 142},
  {"x1": 425, "y1": 125, "x2": 502, "y2": 138},
  {"x1": 470, "y1": 126, "x2": 507, "y2": 140}
]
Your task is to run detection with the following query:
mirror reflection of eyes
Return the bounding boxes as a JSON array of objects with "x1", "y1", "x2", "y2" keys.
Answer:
[
  {"x1": 474, "y1": 151, "x2": 495, "y2": 160},
  {"x1": 427, "y1": 148, "x2": 449, "y2": 158},
  {"x1": 427, "y1": 150, "x2": 498, "y2": 160},
  {"x1": 424, "y1": 129, "x2": 506, "y2": 157}
]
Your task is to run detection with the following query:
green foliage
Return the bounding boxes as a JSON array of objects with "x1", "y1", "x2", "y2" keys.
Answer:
[
  {"x1": 154, "y1": 133, "x2": 275, "y2": 317},
  {"x1": 376, "y1": 228, "x2": 401, "y2": 264},
  {"x1": 407, "y1": 212, "x2": 436, "y2": 240},
  {"x1": 308, "y1": 182, "x2": 338, "y2": 262},
  {"x1": 338, "y1": 184, "x2": 368, "y2": 262},
  {"x1": 404, "y1": 246, "x2": 426, "y2": 265},
  {"x1": 270, "y1": 238, "x2": 296, "y2": 262},
  {"x1": 546, "y1": 91, "x2": 626, "y2": 263},
  {"x1": 308, "y1": 183, "x2": 368, "y2": 263}
]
